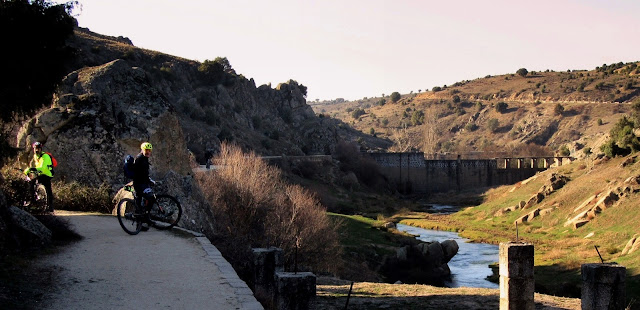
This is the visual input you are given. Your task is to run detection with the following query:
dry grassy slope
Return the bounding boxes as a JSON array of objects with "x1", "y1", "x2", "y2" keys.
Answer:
[
  {"x1": 312, "y1": 65, "x2": 640, "y2": 155},
  {"x1": 444, "y1": 155, "x2": 640, "y2": 299}
]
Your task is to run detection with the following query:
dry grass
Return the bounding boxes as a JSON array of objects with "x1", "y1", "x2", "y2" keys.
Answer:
[{"x1": 311, "y1": 277, "x2": 580, "y2": 310}]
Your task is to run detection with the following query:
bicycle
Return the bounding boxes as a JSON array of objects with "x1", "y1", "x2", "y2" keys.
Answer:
[
  {"x1": 11, "y1": 168, "x2": 49, "y2": 214},
  {"x1": 116, "y1": 183, "x2": 182, "y2": 235}
]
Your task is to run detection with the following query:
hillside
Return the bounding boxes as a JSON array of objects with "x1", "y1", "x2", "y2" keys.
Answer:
[
  {"x1": 311, "y1": 64, "x2": 640, "y2": 157},
  {"x1": 20, "y1": 27, "x2": 390, "y2": 164}
]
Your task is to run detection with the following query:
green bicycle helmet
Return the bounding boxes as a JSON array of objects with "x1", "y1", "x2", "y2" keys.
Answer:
[{"x1": 140, "y1": 142, "x2": 153, "y2": 150}]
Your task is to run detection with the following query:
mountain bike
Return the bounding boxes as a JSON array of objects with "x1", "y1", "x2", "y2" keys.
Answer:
[
  {"x1": 11, "y1": 168, "x2": 49, "y2": 214},
  {"x1": 116, "y1": 183, "x2": 182, "y2": 235}
]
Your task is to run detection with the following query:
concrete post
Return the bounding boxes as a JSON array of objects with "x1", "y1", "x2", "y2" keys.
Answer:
[
  {"x1": 252, "y1": 247, "x2": 284, "y2": 303},
  {"x1": 274, "y1": 271, "x2": 316, "y2": 310},
  {"x1": 500, "y1": 242, "x2": 535, "y2": 310},
  {"x1": 581, "y1": 263, "x2": 626, "y2": 310},
  {"x1": 517, "y1": 158, "x2": 524, "y2": 169}
]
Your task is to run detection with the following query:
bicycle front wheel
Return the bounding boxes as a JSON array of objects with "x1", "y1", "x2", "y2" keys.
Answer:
[
  {"x1": 149, "y1": 194, "x2": 182, "y2": 230},
  {"x1": 117, "y1": 198, "x2": 142, "y2": 235}
]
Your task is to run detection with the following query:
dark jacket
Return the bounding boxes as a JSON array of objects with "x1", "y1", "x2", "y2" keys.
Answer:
[{"x1": 133, "y1": 152, "x2": 150, "y2": 187}]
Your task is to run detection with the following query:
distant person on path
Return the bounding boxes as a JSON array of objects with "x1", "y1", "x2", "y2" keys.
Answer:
[
  {"x1": 205, "y1": 150, "x2": 212, "y2": 169},
  {"x1": 26, "y1": 141, "x2": 55, "y2": 212},
  {"x1": 133, "y1": 142, "x2": 156, "y2": 225}
]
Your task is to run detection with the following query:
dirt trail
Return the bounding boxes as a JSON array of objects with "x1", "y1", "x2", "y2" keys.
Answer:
[{"x1": 35, "y1": 212, "x2": 262, "y2": 310}]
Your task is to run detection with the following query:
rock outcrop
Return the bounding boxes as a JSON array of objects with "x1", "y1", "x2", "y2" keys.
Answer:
[
  {"x1": 494, "y1": 173, "x2": 569, "y2": 221},
  {"x1": 564, "y1": 176, "x2": 640, "y2": 229},
  {"x1": 380, "y1": 240, "x2": 459, "y2": 285}
]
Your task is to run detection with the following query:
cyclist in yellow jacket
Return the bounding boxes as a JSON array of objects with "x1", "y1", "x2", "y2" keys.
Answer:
[{"x1": 25, "y1": 142, "x2": 54, "y2": 212}]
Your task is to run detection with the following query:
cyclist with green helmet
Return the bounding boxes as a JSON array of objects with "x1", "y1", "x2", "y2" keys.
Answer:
[
  {"x1": 133, "y1": 142, "x2": 156, "y2": 221},
  {"x1": 24, "y1": 141, "x2": 54, "y2": 212}
]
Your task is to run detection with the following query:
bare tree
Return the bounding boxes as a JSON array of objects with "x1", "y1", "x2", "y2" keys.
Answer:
[
  {"x1": 422, "y1": 111, "x2": 438, "y2": 158},
  {"x1": 389, "y1": 123, "x2": 415, "y2": 152}
]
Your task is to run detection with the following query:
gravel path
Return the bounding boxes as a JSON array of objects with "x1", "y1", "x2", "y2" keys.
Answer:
[{"x1": 35, "y1": 212, "x2": 262, "y2": 310}]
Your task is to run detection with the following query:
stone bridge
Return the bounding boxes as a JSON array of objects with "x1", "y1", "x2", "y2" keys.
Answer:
[{"x1": 366, "y1": 152, "x2": 574, "y2": 194}]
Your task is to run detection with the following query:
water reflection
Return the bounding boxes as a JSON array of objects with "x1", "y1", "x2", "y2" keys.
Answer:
[{"x1": 396, "y1": 223, "x2": 499, "y2": 289}]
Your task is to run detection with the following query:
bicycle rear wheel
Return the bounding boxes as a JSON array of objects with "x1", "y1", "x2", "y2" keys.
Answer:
[
  {"x1": 149, "y1": 194, "x2": 182, "y2": 230},
  {"x1": 31, "y1": 184, "x2": 49, "y2": 214},
  {"x1": 117, "y1": 198, "x2": 142, "y2": 235}
]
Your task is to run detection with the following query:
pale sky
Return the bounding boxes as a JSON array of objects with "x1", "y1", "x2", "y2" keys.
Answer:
[{"x1": 67, "y1": 0, "x2": 640, "y2": 101}]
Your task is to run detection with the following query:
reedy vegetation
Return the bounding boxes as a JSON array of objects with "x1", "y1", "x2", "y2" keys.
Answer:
[{"x1": 195, "y1": 143, "x2": 341, "y2": 273}]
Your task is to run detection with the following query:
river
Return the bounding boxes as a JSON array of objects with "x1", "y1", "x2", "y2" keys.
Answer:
[{"x1": 396, "y1": 223, "x2": 499, "y2": 289}]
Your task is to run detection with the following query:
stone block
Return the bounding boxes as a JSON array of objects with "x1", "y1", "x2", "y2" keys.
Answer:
[
  {"x1": 252, "y1": 247, "x2": 284, "y2": 302},
  {"x1": 274, "y1": 272, "x2": 316, "y2": 310},
  {"x1": 581, "y1": 263, "x2": 626, "y2": 310},
  {"x1": 573, "y1": 220, "x2": 589, "y2": 229},
  {"x1": 499, "y1": 243, "x2": 534, "y2": 278}
]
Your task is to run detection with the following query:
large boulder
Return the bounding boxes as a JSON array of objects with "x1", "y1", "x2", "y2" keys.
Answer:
[
  {"x1": 5, "y1": 206, "x2": 52, "y2": 248},
  {"x1": 381, "y1": 240, "x2": 458, "y2": 285},
  {"x1": 441, "y1": 240, "x2": 459, "y2": 263}
]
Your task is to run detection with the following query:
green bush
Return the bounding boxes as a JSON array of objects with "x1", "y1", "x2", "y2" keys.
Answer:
[
  {"x1": 516, "y1": 68, "x2": 528, "y2": 77},
  {"x1": 465, "y1": 123, "x2": 478, "y2": 131},
  {"x1": 495, "y1": 102, "x2": 508, "y2": 113},
  {"x1": 554, "y1": 104, "x2": 565, "y2": 115},
  {"x1": 390, "y1": 92, "x2": 401, "y2": 103},
  {"x1": 487, "y1": 118, "x2": 500, "y2": 132},
  {"x1": 351, "y1": 108, "x2": 366, "y2": 119},
  {"x1": 411, "y1": 110, "x2": 424, "y2": 125},
  {"x1": 600, "y1": 116, "x2": 640, "y2": 157}
]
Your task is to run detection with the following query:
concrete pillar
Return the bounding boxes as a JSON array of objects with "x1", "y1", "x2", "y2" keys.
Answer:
[
  {"x1": 581, "y1": 263, "x2": 626, "y2": 310},
  {"x1": 274, "y1": 271, "x2": 316, "y2": 310},
  {"x1": 530, "y1": 158, "x2": 536, "y2": 169},
  {"x1": 252, "y1": 247, "x2": 284, "y2": 302},
  {"x1": 517, "y1": 158, "x2": 524, "y2": 169},
  {"x1": 505, "y1": 158, "x2": 511, "y2": 169},
  {"x1": 543, "y1": 158, "x2": 551, "y2": 168},
  {"x1": 500, "y1": 242, "x2": 535, "y2": 310}
]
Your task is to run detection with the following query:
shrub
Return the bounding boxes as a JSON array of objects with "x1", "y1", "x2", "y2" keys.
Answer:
[
  {"x1": 54, "y1": 181, "x2": 112, "y2": 213},
  {"x1": 554, "y1": 103, "x2": 565, "y2": 116},
  {"x1": 487, "y1": 118, "x2": 500, "y2": 132},
  {"x1": 516, "y1": 68, "x2": 528, "y2": 77},
  {"x1": 390, "y1": 92, "x2": 401, "y2": 103},
  {"x1": 195, "y1": 143, "x2": 341, "y2": 273},
  {"x1": 600, "y1": 116, "x2": 640, "y2": 157},
  {"x1": 558, "y1": 145, "x2": 570, "y2": 156},
  {"x1": 432, "y1": 86, "x2": 442, "y2": 92},
  {"x1": 333, "y1": 141, "x2": 386, "y2": 189},
  {"x1": 351, "y1": 108, "x2": 366, "y2": 119},
  {"x1": 0, "y1": 164, "x2": 112, "y2": 213},
  {"x1": 465, "y1": 123, "x2": 478, "y2": 131},
  {"x1": 411, "y1": 110, "x2": 425, "y2": 125},
  {"x1": 495, "y1": 102, "x2": 508, "y2": 113}
]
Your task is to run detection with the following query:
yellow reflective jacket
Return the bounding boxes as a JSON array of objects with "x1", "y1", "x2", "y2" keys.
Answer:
[{"x1": 26, "y1": 152, "x2": 54, "y2": 178}]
